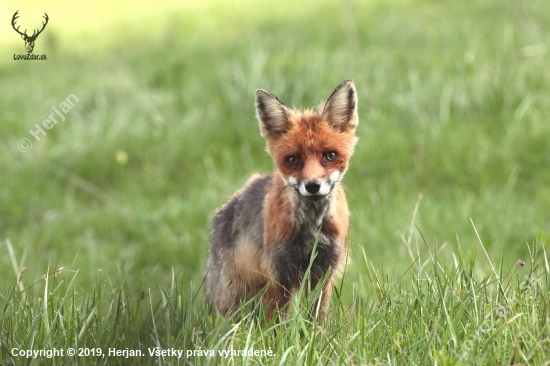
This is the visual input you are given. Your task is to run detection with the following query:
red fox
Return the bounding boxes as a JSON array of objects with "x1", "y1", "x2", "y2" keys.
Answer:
[{"x1": 205, "y1": 80, "x2": 358, "y2": 320}]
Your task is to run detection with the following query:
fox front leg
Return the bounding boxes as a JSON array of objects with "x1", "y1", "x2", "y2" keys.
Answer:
[{"x1": 264, "y1": 281, "x2": 292, "y2": 322}]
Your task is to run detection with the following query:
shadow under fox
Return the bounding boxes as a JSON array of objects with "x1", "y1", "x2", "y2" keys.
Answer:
[{"x1": 206, "y1": 80, "x2": 358, "y2": 320}]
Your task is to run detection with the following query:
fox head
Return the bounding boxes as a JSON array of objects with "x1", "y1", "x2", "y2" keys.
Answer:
[{"x1": 255, "y1": 80, "x2": 358, "y2": 201}]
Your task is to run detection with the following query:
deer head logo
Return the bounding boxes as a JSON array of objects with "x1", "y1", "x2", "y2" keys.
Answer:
[{"x1": 12, "y1": 11, "x2": 49, "y2": 54}]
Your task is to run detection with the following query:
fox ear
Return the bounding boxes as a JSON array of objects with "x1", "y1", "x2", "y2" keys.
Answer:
[
  {"x1": 322, "y1": 79, "x2": 358, "y2": 132},
  {"x1": 255, "y1": 89, "x2": 292, "y2": 139}
]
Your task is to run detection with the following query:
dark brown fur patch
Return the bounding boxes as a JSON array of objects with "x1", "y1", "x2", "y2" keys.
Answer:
[{"x1": 205, "y1": 80, "x2": 358, "y2": 321}]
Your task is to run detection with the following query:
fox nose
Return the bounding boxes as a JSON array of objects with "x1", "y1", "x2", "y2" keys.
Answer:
[{"x1": 305, "y1": 181, "x2": 321, "y2": 194}]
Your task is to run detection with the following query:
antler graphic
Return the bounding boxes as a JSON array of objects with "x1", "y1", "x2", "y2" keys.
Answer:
[
  {"x1": 11, "y1": 11, "x2": 26, "y2": 38},
  {"x1": 12, "y1": 11, "x2": 49, "y2": 54}
]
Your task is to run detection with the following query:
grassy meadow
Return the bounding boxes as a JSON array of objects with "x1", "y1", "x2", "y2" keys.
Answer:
[{"x1": 1, "y1": 0, "x2": 550, "y2": 364}]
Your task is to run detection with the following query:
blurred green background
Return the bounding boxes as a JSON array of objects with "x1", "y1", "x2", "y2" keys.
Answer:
[{"x1": 1, "y1": 0, "x2": 549, "y2": 298}]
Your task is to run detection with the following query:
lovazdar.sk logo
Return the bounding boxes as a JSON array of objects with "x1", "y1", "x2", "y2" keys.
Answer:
[{"x1": 12, "y1": 10, "x2": 48, "y2": 60}]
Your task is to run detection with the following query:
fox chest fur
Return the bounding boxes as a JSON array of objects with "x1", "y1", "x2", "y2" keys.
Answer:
[{"x1": 205, "y1": 80, "x2": 358, "y2": 320}]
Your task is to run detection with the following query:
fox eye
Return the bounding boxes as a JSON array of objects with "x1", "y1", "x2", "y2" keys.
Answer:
[
  {"x1": 287, "y1": 156, "x2": 300, "y2": 166},
  {"x1": 324, "y1": 151, "x2": 337, "y2": 162}
]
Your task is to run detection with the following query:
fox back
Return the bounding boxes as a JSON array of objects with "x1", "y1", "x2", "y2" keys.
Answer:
[{"x1": 205, "y1": 80, "x2": 358, "y2": 320}]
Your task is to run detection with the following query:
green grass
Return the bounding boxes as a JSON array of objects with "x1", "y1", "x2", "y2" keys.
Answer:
[
  {"x1": 1, "y1": 0, "x2": 550, "y2": 364},
  {"x1": 2, "y1": 238, "x2": 549, "y2": 364}
]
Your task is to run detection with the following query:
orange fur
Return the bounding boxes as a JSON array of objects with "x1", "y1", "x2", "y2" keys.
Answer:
[{"x1": 205, "y1": 80, "x2": 358, "y2": 321}]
